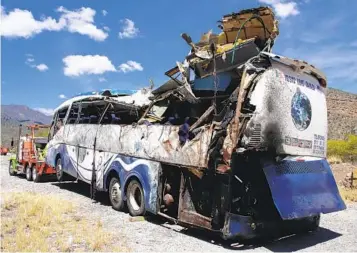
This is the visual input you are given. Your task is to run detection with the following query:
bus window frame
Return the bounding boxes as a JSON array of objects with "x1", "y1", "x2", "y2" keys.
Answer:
[{"x1": 76, "y1": 100, "x2": 109, "y2": 125}]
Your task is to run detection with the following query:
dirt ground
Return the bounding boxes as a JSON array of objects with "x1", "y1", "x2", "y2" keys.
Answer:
[
  {"x1": 1, "y1": 154, "x2": 357, "y2": 252},
  {"x1": 331, "y1": 162, "x2": 356, "y2": 184}
]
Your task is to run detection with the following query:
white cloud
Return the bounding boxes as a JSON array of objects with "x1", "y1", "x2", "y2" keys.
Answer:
[
  {"x1": 1, "y1": 6, "x2": 107, "y2": 41},
  {"x1": 118, "y1": 19, "x2": 139, "y2": 39},
  {"x1": 26, "y1": 58, "x2": 34, "y2": 62},
  {"x1": 36, "y1": 64, "x2": 49, "y2": 71},
  {"x1": 118, "y1": 60, "x2": 143, "y2": 73},
  {"x1": 1, "y1": 6, "x2": 65, "y2": 38},
  {"x1": 98, "y1": 77, "x2": 107, "y2": 82},
  {"x1": 258, "y1": 0, "x2": 299, "y2": 18},
  {"x1": 34, "y1": 108, "x2": 55, "y2": 116},
  {"x1": 102, "y1": 10, "x2": 108, "y2": 16},
  {"x1": 58, "y1": 94, "x2": 67, "y2": 99},
  {"x1": 56, "y1": 6, "x2": 108, "y2": 41},
  {"x1": 103, "y1": 26, "x2": 110, "y2": 32},
  {"x1": 63, "y1": 55, "x2": 116, "y2": 76}
]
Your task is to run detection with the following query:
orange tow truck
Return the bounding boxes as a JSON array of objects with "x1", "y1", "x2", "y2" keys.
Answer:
[{"x1": 9, "y1": 124, "x2": 56, "y2": 182}]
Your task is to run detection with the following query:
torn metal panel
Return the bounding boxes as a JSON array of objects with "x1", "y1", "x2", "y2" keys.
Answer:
[
  {"x1": 92, "y1": 124, "x2": 214, "y2": 168},
  {"x1": 152, "y1": 79, "x2": 180, "y2": 95},
  {"x1": 112, "y1": 88, "x2": 153, "y2": 107},
  {"x1": 260, "y1": 52, "x2": 327, "y2": 87},
  {"x1": 222, "y1": 69, "x2": 257, "y2": 164},
  {"x1": 192, "y1": 72, "x2": 232, "y2": 91},
  {"x1": 178, "y1": 172, "x2": 212, "y2": 229},
  {"x1": 189, "y1": 38, "x2": 260, "y2": 78}
]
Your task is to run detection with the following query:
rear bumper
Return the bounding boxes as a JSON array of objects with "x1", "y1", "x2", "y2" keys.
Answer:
[
  {"x1": 262, "y1": 159, "x2": 346, "y2": 220},
  {"x1": 221, "y1": 212, "x2": 321, "y2": 240},
  {"x1": 221, "y1": 158, "x2": 345, "y2": 240}
]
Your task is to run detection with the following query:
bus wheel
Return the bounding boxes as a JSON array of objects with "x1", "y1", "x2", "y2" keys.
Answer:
[
  {"x1": 109, "y1": 177, "x2": 124, "y2": 211},
  {"x1": 9, "y1": 161, "x2": 16, "y2": 176},
  {"x1": 26, "y1": 165, "x2": 33, "y2": 181},
  {"x1": 304, "y1": 215, "x2": 320, "y2": 232},
  {"x1": 56, "y1": 158, "x2": 64, "y2": 182},
  {"x1": 126, "y1": 179, "x2": 145, "y2": 216},
  {"x1": 32, "y1": 167, "x2": 41, "y2": 183}
]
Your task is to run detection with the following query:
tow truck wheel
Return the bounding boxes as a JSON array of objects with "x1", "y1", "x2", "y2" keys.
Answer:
[
  {"x1": 32, "y1": 168, "x2": 40, "y2": 183},
  {"x1": 109, "y1": 177, "x2": 124, "y2": 211},
  {"x1": 26, "y1": 165, "x2": 33, "y2": 181},
  {"x1": 9, "y1": 161, "x2": 16, "y2": 176},
  {"x1": 126, "y1": 179, "x2": 145, "y2": 216}
]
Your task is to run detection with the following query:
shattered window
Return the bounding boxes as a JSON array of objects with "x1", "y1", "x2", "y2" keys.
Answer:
[
  {"x1": 100, "y1": 102, "x2": 139, "y2": 125},
  {"x1": 66, "y1": 103, "x2": 80, "y2": 124},
  {"x1": 78, "y1": 101, "x2": 107, "y2": 124}
]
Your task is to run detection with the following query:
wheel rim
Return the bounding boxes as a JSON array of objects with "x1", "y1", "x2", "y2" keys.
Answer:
[
  {"x1": 32, "y1": 168, "x2": 37, "y2": 181},
  {"x1": 56, "y1": 161, "x2": 62, "y2": 179},
  {"x1": 26, "y1": 167, "x2": 31, "y2": 179},
  {"x1": 129, "y1": 185, "x2": 142, "y2": 211},
  {"x1": 111, "y1": 182, "x2": 121, "y2": 204}
]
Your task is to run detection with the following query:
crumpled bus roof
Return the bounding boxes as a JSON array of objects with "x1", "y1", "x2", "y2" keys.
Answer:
[{"x1": 54, "y1": 88, "x2": 153, "y2": 113}]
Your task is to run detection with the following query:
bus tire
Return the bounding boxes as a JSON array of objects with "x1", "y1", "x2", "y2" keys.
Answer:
[
  {"x1": 109, "y1": 177, "x2": 124, "y2": 211},
  {"x1": 56, "y1": 158, "x2": 64, "y2": 182},
  {"x1": 304, "y1": 215, "x2": 320, "y2": 232},
  {"x1": 9, "y1": 161, "x2": 16, "y2": 176},
  {"x1": 126, "y1": 179, "x2": 145, "y2": 216},
  {"x1": 32, "y1": 167, "x2": 41, "y2": 183},
  {"x1": 26, "y1": 165, "x2": 33, "y2": 181}
]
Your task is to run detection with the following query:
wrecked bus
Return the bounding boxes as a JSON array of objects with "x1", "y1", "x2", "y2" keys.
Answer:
[{"x1": 46, "y1": 6, "x2": 345, "y2": 240}]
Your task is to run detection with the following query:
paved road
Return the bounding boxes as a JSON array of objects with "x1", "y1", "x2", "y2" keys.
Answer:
[{"x1": 1, "y1": 154, "x2": 356, "y2": 252}]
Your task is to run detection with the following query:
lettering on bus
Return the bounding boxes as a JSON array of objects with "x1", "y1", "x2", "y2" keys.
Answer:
[
  {"x1": 285, "y1": 74, "x2": 324, "y2": 92},
  {"x1": 313, "y1": 134, "x2": 325, "y2": 155}
]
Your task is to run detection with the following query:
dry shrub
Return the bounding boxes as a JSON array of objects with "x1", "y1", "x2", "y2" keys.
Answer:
[
  {"x1": 0, "y1": 192, "x2": 129, "y2": 252},
  {"x1": 328, "y1": 134, "x2": 357, "y2": 163}
]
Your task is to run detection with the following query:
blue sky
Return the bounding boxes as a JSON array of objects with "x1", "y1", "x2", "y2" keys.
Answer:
[{"x1": 1, "y1": 0, "x2": 357, "y2": 115}]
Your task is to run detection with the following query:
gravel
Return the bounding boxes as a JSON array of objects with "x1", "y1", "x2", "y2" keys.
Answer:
[{"x1": 1, "y1": 154, "x2": 356, "y2": 252}]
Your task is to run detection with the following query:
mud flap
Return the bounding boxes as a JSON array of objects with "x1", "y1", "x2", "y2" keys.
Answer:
[{"x1": 262, "y1": 159, "x2": 346, "y2": 220}]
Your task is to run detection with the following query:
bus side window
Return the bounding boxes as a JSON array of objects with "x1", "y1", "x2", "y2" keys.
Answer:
[
  {"x1": 51, "y1": 107, "x2": 69, "y2": 137},
  {"x1": 67, "y1": 103, "x2": 80, "y2": 124},
  {"x1": 48, "y1": 112, "x2": 58, "y2": 141},
  {"x1": 78, "y1": 101, "x2": 107, "y2": 124},
  {"x1": 100, "y1": 103, "x2": 139, "y2": 125}
]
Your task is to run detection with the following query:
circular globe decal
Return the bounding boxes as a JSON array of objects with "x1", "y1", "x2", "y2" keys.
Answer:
[{"x1": 291, "y1": 90, "x2": 312, "y2": 131}]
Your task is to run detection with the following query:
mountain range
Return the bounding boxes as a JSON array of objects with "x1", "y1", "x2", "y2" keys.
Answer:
[
  {"x1": 1, "y1": 88, "x2": 356, "y2": 147},
  {"x1": 1, "y1": 105, "x2": 52, "y2": 147}
]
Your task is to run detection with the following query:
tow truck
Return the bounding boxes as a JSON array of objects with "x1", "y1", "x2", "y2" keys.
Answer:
[{"x1": 9, "y1": 124, "x2": 56, "y2": 182}]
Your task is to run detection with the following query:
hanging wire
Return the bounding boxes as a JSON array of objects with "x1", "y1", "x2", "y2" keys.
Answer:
[{"x1": 230, "y1": 15, "x2": 268, "y2": 65}]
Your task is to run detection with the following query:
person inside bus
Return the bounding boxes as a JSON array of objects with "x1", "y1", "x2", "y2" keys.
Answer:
[
  {"x1": 111, "y1": 114, "x2": 121, "y2": 124},
  {"x1": 178, "y1": 117, "x2": 190, "y2": 145}
]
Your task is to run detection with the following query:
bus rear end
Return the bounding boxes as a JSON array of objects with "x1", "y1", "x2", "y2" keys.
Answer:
[{"x1": 222, "y1": 52, "x2": 346, "y2": 240}]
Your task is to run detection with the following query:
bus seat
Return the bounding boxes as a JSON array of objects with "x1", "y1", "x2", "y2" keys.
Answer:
[
  {"x1": 90, "y1": 115, "x2": 98, "y2": 124},
  {"x1": 83, "y1": 117, "x2": 90, "y2": 123},
  {"x1": 111, "y1": 116, "x2": 121, "y2": 124}
]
